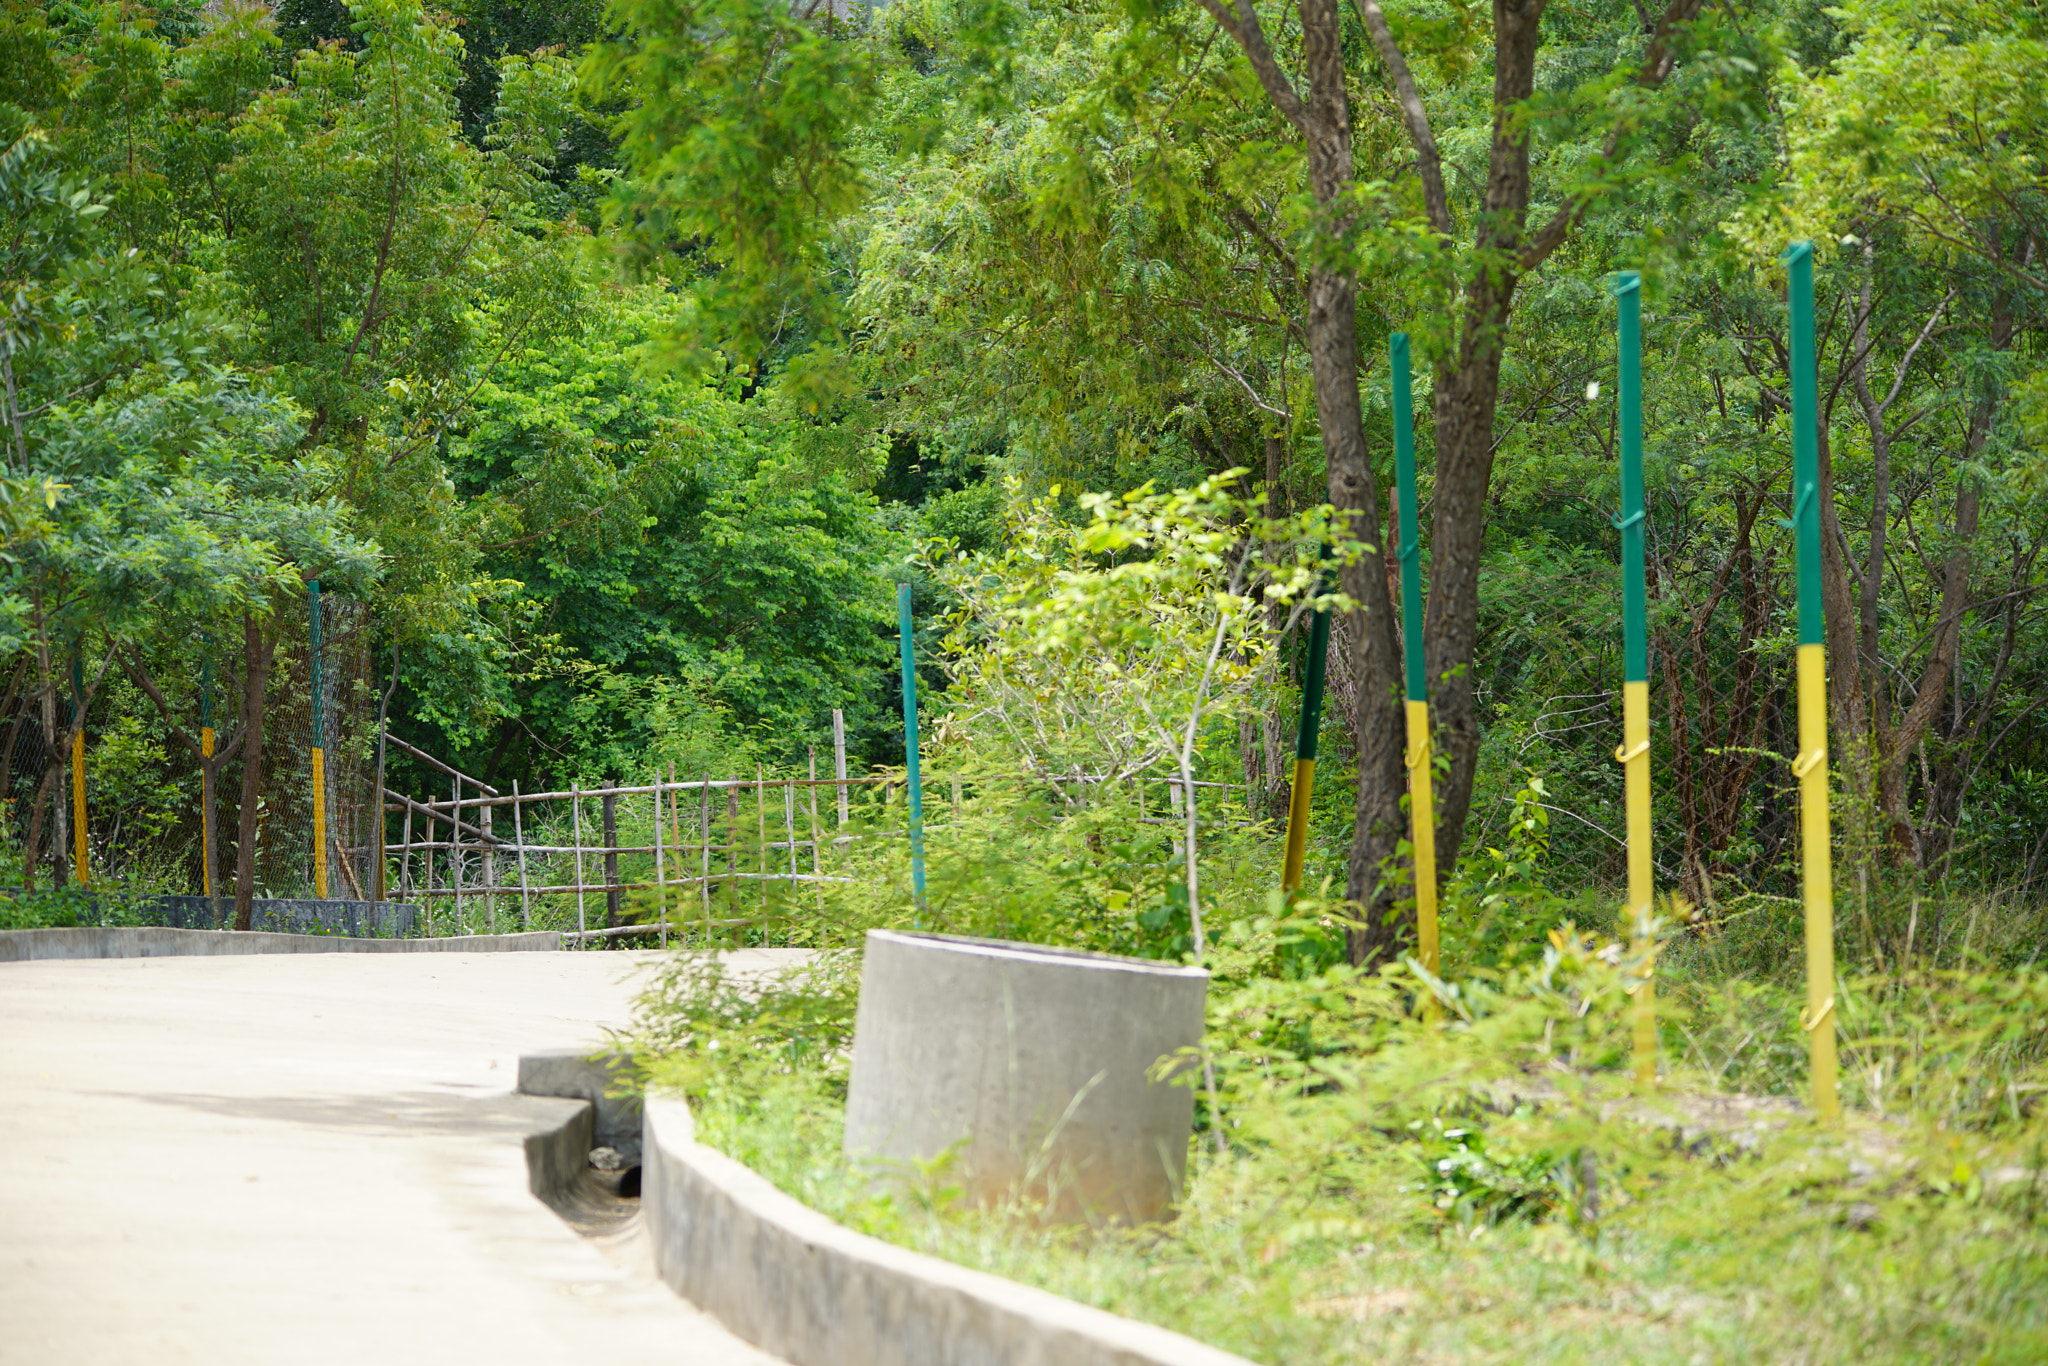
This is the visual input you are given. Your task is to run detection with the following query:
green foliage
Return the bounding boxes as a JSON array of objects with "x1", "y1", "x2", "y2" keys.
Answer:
[{"x1": 586, "y1": 0, "x2": 890, "y2": 379}]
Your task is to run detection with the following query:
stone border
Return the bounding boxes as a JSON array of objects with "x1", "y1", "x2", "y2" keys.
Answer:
[
  {"x1": 0, "y1": 925, "x2": 563, "y2": 961},
  {"x1": 640, "y1": 1092, "x2": 1256, "y2": 1366}
]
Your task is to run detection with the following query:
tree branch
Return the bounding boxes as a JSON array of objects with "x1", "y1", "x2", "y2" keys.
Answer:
[
  {"x1": 1517, "y1": 0, "x2": 1710, "y2": 273},
  {"x1": 1192, "y1": 0, "x2": 1315, "y2": 135},
  {"x1": 1350, "y1": 0, "x2": 1451, "y2": 236}
]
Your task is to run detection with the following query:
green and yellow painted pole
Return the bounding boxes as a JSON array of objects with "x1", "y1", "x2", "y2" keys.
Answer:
[
  {"x1": 1614, "y1": 273, "x2": 1656, "y2": 1084},
  {"x1": 897, "y1": 580, "x2": 927, "y2": 920},
  {"x1": 1785, "y1": 241, "x2": 1838, "y2": 1120},
  {"x1": 70, "y1": 655, "x2": 88, "y2": 888},
  {"x1": 1389, "y1": 334, "x2": 1439, "y2": 973},
  {"x1": 310, "y1": 580, "x2": 327, "y2": 901},
  {"x1": 201, "y1": 643, "x2": 215, "y2": 903},
  {"x1": 1279, "y1": 561, "x2": 1331, "y2": 896}
]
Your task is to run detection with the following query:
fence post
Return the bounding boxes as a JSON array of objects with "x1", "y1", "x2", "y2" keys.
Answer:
[
  {"x1": 70, "y1": 653, "x2": 88, "y2": 889},
  {"x1": 652, "y1": 772, "x2": 668, "y2": 949},
  {"x1": 450, "y1": 775, "x2": 464, "y2": 934},
  {"x1": 397, "y1": 797, "x2": 412, "y2": 902},
  {"x1": 372, "y1": 647, "x2": 397, "y2": 906},
  {"x1": 699, "y1": 772, "x2": 712, "y2": 941},
  {"x1": 727, "y1": 776, "x2": 739, "y2": 932},
  {"x1": 1614, "y1": 274, "x2": 1657, "y2": 1084},
  {"x1": 309, "y1": 580, "x2": 326, "y2": 900},
  {"x1": 512, "y1": 780, "x2": 531, "y2": 930},
  {"x1": 482, "y1": 794, "x2": 496, "y2": 934},
  {"x1": 1786, "y1": 240, "x2": 1838, "y2": 1121},
  {"x1": 200, "y1": 642, "x2": 217, "y2": 918},
  {"x1": 784, "y1": 777, "x2": 798, "y2": 943},
  {"x1": 832, "y1": 707, "x2": 849, "y2": 828},
  {"x1": 1391, "y1": 333, "x2": 1439, "y2": 976},
  {"x1": 570, "y1": 782, "x2": 586, "y2": 939},
  {"x1": 602, "y1": 779, "x2": 620, "y2": 930},
  {"x1": 808, "y1": 748, "x2": 824, "y2": 935},
  {"x1": 1280, "y1": 561, "x2": 1331, "y2": 897}
]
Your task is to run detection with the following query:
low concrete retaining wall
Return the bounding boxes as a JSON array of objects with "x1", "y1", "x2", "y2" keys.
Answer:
[
  {"x1": 146, "y1": 896, "x2": 425, "y2": 937},
  {"x1": 519, "y1": 1049, "x2": 644, "y2": 1160},
  {"x1": 523, "y1": 1090, "x2": 598, "y2": 1204},
  {"x1": 0, "y1": 926, "x2": 563, "y2": 961},
  {"x1": 641, "y1": 1093, "x2": 1254, "y2": 1366}
]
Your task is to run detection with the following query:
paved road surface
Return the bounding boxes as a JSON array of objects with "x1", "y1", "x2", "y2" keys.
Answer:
[{"x1": 0, "y1": 949, "x2": 799, "y2": 1366}]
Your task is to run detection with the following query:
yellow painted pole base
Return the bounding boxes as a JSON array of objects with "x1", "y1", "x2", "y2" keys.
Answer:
[
  {"x1": 1280, "y1": 758, "x2": 1315, "y2": 895},
  {"x1": 71, "y1": 729, "x2": 88, "y2": 889},
  {"x1": 312, "y1": 745, "x2": 328, "y2": 901},
  {"x1": 1796, "y1": 643, "x2": 1838, "y2": 1120},
  {"x1": 1404, "y1": 700, "x2": 1438, "y2": 976},
  {"x1": 1619, "y1": 680, "x2": 1654, "y2": 1084},
  {"x1": 201, "y1": 727, "x2": 215, "y2": 899}
]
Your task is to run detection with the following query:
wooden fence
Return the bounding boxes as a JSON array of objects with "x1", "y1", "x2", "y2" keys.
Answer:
[{"x1": 373, "y1": 736, "x2": 1244, "y2": 945}]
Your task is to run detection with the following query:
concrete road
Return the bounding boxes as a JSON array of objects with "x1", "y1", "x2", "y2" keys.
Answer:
[{"x1": 0, "y1": 950, "x2": 799, "y2": 1366}]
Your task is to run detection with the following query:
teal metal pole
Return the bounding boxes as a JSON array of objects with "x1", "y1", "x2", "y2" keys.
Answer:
[
  {"x1": 897, "y1": 581, "x2": 927, "y2": 918},
  {"x1": 309, "y1": 579, "x2": 328, "y2": 899},
  {"x1": 308, "y1": 581, "x2": 323, "y2": 751},
  {"x1": 1614, "y1": 272, "x2": 1657, "y2": 1083},
  {"x1": 1615, "y1": 276, "x2": 1648, "y2": 686},
  {"x1": 1784, "y1": 240, "x2": 1838, "y2": 1119},
  {"x1": 1278, "y1": 561, "x2": 1330, "y2": 895},
  {"x1": 1390, "y1": 334, "x2": 1439, "y2": 973},
  {"x1": 1391, "y1": 336, "x2": 1427, "y2": 704}
]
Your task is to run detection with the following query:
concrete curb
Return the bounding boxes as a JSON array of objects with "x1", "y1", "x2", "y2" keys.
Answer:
[
  {"x1": 640, "y1": 1093, "x2": 1256, "y2": 1366},
  {"x1": 0, "y1": 925, "x2": 564, "y2": 961},
  {"x1": 523, "y1": 1089, "x2": 599, "y2": 1205}
]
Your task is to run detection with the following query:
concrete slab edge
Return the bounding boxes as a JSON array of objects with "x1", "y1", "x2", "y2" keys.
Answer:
[
  {"x1": 524, "y1": 1092, "x2": 598, "y2": 1204},
  {"x1": 640, "y1": 1093, "x2": 1256, "y2": 1366},
  {"x1": 0, "y1": 925, "x2": 564, "y2": 961}
]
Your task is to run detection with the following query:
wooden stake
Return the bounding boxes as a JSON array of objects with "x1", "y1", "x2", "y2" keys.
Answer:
[
  {"x1": 699, "y1": 771, "x2": 712, "y2": 943},
  {"x1": 512, "y1": 780, "x2": 531, "y2": 930},
  {"x1": 398, "y1": 801, "x2": 413, "y2": 901},
  {"x1": 571, "y1": 783, "x2": 586, "y2": 939},
  {"x1": 653, "y1": 772, "x2": 668, "y2": 949},
  {"x1": 832, "y1": 708, "x2": 849, "y2": 829},
  {"x1": 450, "y1": 776, "x2": 464, "y2": 935},
  {"x1": 808, "y1": 747, "x2": 824, "y2": 940},
  {"x1": 481, "y1": 796, "x2": 496, "y2": 933}
]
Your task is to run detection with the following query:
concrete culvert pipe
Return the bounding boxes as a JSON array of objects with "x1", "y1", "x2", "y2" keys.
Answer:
[{"x1": 844, "y1": 929, "x2": 1208, "y2": 1224}]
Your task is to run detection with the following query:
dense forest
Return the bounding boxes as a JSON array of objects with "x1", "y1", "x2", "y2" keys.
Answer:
[{"x1": 0, "y1": 0, "x2": 2040, "y2": 936}]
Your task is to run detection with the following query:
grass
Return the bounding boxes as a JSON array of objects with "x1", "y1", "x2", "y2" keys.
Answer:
[{"x1": 624, "y1": 780, "x2": 2048, "y2": 1365}]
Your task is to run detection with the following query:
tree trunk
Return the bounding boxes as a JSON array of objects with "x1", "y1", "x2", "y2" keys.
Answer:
[
  {"x1": 31, "y1": 602, "x2": 70, "y2": 888},
  {"x1": 233, "y1": 614, "x2": 277, "y2": 932},
  {"x1": 21, "y1": 763, "x2": 52, "y2": 893},
  {"x1": 1292, "y1": 0, "x2": 1408, "y2": 964},
  {"x1": 1419, "y1": 0, "x2": 1547, "y2": 878}
]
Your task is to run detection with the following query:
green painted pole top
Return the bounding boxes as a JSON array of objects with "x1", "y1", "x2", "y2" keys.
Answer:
[
  {"x1": 1294, "y1": 580, "x2": 1330, "y2": 764},
  {"x1": 1783, "y1": 242, "x2": 1824, "y2": 646},
  {"x1": 309, "y1": 580, "x2": 324, "y2": 749},
  {"x1": 1390, "y1": 333, "x2": 1428, "y2": 703},
  {"x1": 896, "y1": 580, "x2": 927, "y2": 913},
  {"x1": 1614, "y1": 273, "x2": 1649, "y2": 684}
]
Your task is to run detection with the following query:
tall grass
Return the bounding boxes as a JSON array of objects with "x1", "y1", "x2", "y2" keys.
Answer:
[{"x1": 627, "y1": 776, "x2": 2048, "y2": 1364}]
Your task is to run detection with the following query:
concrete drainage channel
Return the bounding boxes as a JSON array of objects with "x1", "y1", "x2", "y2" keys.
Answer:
[{"x1": 516, "y1": 1051, "x2": 1253, "y2": 1366}]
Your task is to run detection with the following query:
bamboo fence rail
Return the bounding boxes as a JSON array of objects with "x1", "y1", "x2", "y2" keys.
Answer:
[{"x1": 372, "y1": 733, "x2": 1251, "y2": 945}]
